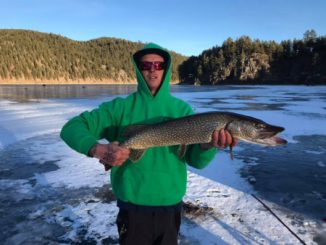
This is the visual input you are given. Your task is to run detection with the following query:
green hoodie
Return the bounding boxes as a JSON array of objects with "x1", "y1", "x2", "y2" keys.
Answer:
[{"x1": 60, "y1": 43, "x2": 217, "y2": 206}]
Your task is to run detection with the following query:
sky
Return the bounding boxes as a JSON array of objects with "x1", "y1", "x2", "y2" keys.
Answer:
[{"x1": 1, "y1": 0, "x2": 326, "y2": 56}]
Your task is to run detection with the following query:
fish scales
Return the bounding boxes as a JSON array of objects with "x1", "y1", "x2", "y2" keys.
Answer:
[
  {"x1": 122, "y1": 112, "x2": 245, "y2": 149},
  {"x1": 116, "y1": 111, "x2": 287, "y2": 162}
]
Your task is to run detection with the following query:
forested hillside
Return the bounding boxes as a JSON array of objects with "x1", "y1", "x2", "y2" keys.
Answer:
[
  {"x1": 179, "y1": 30, "x2": 326, "y2": 85},
  {"x1": 1, "y1": 29, "x2": 325, "y2": 85},
  {"x1": 0, "y1": 29, "x2": 187, "y2": 84}
]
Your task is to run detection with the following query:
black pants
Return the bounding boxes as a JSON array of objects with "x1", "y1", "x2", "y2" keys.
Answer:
[{"x1": 116, "y1": 209, "x2": 181, "y2": 245}]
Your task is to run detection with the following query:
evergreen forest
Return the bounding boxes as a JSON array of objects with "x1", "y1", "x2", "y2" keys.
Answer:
[
  {"x1": 0, "y1": 29, "x2": 325, "y2": 85},
  {"x1": 179, "y1": 30, "x2": 326, "y2": 85},
  {"x1": 0, "y1": 29, "x2": 186, "y2": 83}
]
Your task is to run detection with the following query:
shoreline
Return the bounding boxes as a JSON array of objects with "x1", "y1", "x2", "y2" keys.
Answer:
[
  {"x1": 0, "y1": 78, "x2": 181, "y2": 85},
  {"x1": 0, "y1": 79, "x2": 135, "y2": 85}
]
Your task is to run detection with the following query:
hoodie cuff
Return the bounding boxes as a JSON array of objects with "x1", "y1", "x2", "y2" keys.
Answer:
[{"x1": 79, "y1": 136, "x2": 98, "y2": 156}]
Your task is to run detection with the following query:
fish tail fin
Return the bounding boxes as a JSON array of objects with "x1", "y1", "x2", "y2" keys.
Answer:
[
  {"x1": 129, "y1": 149, "x2": 146, "y2": 162},
  {"x1": 99, "y1": 160, "x2": 112, "y2": 171},
  {"x1": 121, "y1": 125, "x2": 148, "y2": 162}
]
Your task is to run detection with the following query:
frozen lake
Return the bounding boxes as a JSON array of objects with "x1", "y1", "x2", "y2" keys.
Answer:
[{"x1": 0, "y1": 84, "x2": 325, "y2": 244}]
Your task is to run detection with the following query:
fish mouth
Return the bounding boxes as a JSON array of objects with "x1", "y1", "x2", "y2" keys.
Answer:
[
  {"x1": 242, "y1": 124, "x2": 287, "y2": 146},
  {"x1": 257, "y1": 125, "x2": 285, "y2": 139},
  {"x1": 255, "y1": 136, "x2": 287, "y2": 146}
]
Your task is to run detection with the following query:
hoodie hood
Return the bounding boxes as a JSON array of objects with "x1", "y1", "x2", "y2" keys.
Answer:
[{"x1": 132, "y1": 43, "x2": 172, "y2": 99}]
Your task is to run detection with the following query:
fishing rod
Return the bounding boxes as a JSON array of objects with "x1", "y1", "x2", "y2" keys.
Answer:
[{"x1": 251, "y1": 194, "x2": 307, "y2": 245}]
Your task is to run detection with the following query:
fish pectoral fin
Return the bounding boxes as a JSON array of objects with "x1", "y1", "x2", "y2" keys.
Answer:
[
  {"x1": 129, "y1": 149, "x2": 146, "y2": 162},
  {"x1": 229, "y1": 145, "x2": 234, "y2": 160},
  {"x1": 178, "y1": 144, "x2": 187, "y2": 159}
]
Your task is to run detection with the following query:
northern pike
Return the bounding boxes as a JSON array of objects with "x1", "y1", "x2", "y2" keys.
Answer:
[{"x1": 120, "y1": 111, "x2": 287, "y2": 162}]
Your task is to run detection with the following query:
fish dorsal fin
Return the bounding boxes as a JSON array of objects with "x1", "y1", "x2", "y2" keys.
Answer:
[
  {"x1": 129, "y1": 149, "x2": 146, "y2": 162},
  {"x1": 122, "y1": 124, "x2": 148, "y2": 138}
]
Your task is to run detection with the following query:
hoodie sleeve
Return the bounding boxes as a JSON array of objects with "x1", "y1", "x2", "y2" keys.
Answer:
[
  {"x1": 186, "y1": 144, "x2": 218, "y2": 169},
  {"x1": 60, "y1": 99, "x2": 121, "y2": 156}
]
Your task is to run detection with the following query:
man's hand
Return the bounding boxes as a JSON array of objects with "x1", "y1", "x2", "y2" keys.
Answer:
[
  {"x1": 89, "y1": 142, "x2": 130, "y2": 168},
  {"x1": 200, "y1": 129, "x2": 238, "y2": 150}
]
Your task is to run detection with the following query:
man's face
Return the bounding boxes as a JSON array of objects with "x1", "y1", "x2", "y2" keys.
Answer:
[{"x1": 139, "y1": 54, "x2": 165, "y2": 95}]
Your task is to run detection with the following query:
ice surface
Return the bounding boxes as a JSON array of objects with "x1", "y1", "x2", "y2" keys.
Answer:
[{"x1": 1, "y1": 85, "x2": 325, "y2": 244}]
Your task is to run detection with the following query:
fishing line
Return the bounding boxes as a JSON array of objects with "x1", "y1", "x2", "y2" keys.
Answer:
[{"x1": 251, "y1": 194, "x2": 307, "y2": 245}]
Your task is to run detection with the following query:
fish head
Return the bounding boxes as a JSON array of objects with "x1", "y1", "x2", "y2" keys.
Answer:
[{"x1": 225, "y1": 116, "x2": 287, "y2": 146}]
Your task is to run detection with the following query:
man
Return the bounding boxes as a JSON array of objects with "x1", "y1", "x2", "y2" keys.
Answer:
[{"x1": 60, "y1": 43, "x2": 236, "y2": 245}]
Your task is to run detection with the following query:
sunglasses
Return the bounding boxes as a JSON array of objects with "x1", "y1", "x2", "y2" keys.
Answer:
[{"x1": 139, "y1": 61, "x2": 166, "y2": 71}]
